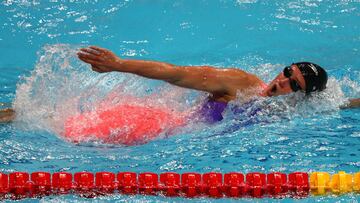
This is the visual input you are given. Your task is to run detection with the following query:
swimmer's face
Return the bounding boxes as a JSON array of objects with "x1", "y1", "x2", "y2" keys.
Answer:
[{"x1": 263, "y1": 64, "x2": 306, "y2": 97}]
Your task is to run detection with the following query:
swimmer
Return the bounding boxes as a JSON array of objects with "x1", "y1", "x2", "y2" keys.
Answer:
[
  {"x1": 0, "y1": 46, "x2": 360, "y2": 123},
  {"x1": 0, "y1": 108, "x2": 15, "y2": 123}
]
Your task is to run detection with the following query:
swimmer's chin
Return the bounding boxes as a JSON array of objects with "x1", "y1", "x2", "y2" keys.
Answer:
[
  {"x1": 259, "y1": 91, "x2": 270, "y2": 97},
  {"x1": 260, "y1": 87, "x2": 275, "y2": 97},
  {"x1": 261, "y1": 83, "x2": 283, "y2": 97}
]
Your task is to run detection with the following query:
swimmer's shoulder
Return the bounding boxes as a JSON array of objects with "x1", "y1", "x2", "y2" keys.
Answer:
[
  {"x1": 220, "y1": 68, "x2": 265, "y2": 98},
  {"x1": 222, "y1": 68, "x2": 265, "y2": 86}
]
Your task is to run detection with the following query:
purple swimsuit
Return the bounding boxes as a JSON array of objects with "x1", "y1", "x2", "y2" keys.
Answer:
[
  {"x1": 197, "y1": 99, "x2": 227, "y2": 123},
  {"x1": 197, "y1": 82, "x2": 268, "y2": 124}
]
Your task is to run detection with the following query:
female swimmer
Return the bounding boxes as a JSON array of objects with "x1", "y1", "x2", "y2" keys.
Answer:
[
  {"x1": 1, "y1": 46, "x2": 359, "y2": 144},
  {"x1": 74, "y1": 46, "x2": 359, "y2": 107}
]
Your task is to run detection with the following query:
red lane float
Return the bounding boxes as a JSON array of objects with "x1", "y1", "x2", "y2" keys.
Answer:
[
  {"x1": 9, "y1": 172, "x2": 30, "y2": 199},
  {"x1": 203, "y1": 172, "x2": 223, "y2": 198},
  {"x1": 117, "y1": 172, "x2": 137, "y2": 195},
  {"x1": 267, "y1": 172, "x2": 288, "y2": 198},
  {"x1": 288, "y1": 172, "x2": 309, "y2": 198},
  {"x1": 74, "y1": 172, "x2": 95, "y2": 197},
  {"x1": 246, "y1": 172, "x2": 266, "y2": 197},
  {"x1": 0, "y1": 173, "x2": 9, "y2": 199},
  {"x1": 96, "y1": 172, "x2": 115, "y2": 194},
  {"x1": 30, "y1": 172, "x2": 51, "y2": 197},
  {"x1": 159, "y1": 172, "x2": 180, "y2": 197},
  {"x1": 138, "y1": 173, "x2": 158, "y2": 195},
  {"x1": 0, "y1": 171, "x2": 314, "y2": 199},
  {"x1": 52, "y1": 172, "x2": 72, "y2": 194},
  {"x1": 181, "y1": 173, "x2": 202, "y2": 197},
  {"x1": 223, "y1": 172, "x2": 245, "y2": 197}
]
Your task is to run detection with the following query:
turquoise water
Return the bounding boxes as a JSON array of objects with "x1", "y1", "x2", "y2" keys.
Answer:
[{"x1": 1, "y1": 0, "x2": 360, "y2": 202}]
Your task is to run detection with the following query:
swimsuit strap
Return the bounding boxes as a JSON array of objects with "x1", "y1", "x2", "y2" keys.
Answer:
[
  {"x1": 197, "y1": 99, "x2": 227, "y2": 123},
  {"x1": 196, "y1": 82, "x2": 267, "y2": 124}
]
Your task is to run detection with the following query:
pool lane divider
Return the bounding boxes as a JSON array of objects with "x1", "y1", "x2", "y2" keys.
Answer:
[{"x1": 0, "y1": 171, "x2": 359, "y2": 199}]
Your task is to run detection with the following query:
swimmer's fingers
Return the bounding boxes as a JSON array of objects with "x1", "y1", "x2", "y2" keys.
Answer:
[
  {"x1": 80, "y1": 48, "x2": 102, "y2": 56},
  {"x1": 89, "y1": 46, "x2": 118, "y2": 59},
  {"x1": 78, "y1": 55, "x2": 103, "y2": 66},
  {"x1": 77, "y1": 52, "x2": 105, "y2": 62},
  {"x1": 89, "y1": 46, "x2": 110, "y2": 53},
  {"x1": 91, "y1": 65, "x2": 107, "y2": 73},
  {"x1": 91, "y1": 65, "x2": 99, "y2": 71}
]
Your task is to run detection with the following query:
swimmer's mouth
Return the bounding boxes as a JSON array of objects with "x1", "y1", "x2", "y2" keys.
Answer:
[{"x1": 271, "y1": 85, "x2": 277, "y2": 93}]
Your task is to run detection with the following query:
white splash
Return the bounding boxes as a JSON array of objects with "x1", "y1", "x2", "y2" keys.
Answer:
[{"x1": 13, "y1": 44, "x2": 193, "y2": 144}]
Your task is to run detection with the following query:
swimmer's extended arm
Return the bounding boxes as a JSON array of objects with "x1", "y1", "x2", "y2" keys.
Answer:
[
  {"x1": 340, "y1": 98, "x2": 360, "y2": 109},
  {"x1": 78, "y1": 46, "x2": 261, "y2": 96},
  {"x1": 0, "y1": 108, "x2": 15, "y2": 123}
]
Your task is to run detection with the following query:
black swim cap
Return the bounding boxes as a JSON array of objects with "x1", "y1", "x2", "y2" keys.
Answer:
[{"x1": 294, "y1": 62, "x2": 328, "y2": 94}]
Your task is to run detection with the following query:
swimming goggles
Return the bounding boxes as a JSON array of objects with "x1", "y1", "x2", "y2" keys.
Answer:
[{"x1": 283, "y1": 65, "x2": 302, "y2": 92}]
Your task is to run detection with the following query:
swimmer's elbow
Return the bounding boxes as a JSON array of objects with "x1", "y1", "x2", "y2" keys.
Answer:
[{"x1": 163, "y1": 66, "x2": 183, "y2": 84}]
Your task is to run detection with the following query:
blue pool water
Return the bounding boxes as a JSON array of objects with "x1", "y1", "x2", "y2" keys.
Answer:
[{"x1": 1, "y1": 0, "x2": 360, "y2": 202}]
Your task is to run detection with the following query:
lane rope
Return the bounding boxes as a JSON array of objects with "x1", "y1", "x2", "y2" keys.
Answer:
[{"x1": 0, "y1": 171, "x2": 359, "y2": 199}]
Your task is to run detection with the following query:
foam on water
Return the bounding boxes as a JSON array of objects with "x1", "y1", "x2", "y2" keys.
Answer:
[{"x1": 13, "y1": 44, "x2": 194, "y2": 143}]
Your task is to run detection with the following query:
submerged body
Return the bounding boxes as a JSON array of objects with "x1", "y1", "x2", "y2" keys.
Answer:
[
  {"x1": 63, "y1": 97, "x2": 255, "y2": 145},
  {"x1": 64, "y1": 79, "x2": 268, "y2": 145},
  {"x1": 64, "y1": 104, "x2": 185, "y2": 145}
]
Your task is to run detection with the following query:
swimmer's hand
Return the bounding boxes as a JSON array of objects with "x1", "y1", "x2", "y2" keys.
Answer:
[
  {"x1": 0, "y1": 108, "x2": 15, "y2": 123},
  {"x1": 340, "y1": 98, "x2": 360, "y2": 109},
  {"x1": 77, "y1": 46, "x2": 122, "y2": 73}
]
